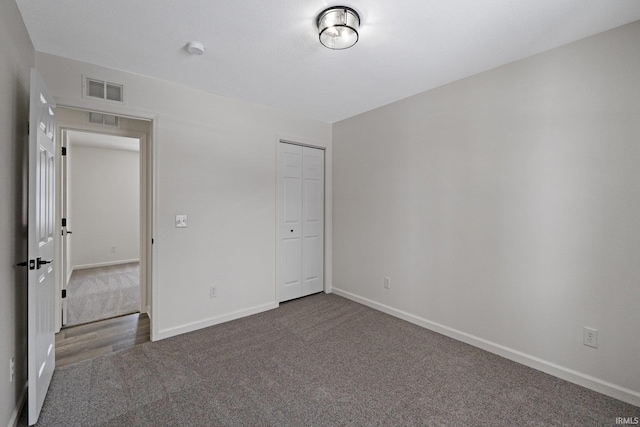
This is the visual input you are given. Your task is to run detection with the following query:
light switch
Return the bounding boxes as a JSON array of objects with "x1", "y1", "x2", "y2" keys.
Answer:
[{"x1": 175, "y1": 214, "x2": 188, "y2": 228}]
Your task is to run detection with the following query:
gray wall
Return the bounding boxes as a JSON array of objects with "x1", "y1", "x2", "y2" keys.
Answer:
[
  {"x1": 0, "y1": 0, "x2": 34, "y2": 425},
  {"x1": 333, "y1": 22, "x2": 640, "y2": 405},
  {"x1": 69, "y1": 144, "x2": 140, "y2": 268},
  {"x1": 35, "y1": 52, "x2": 333, "y2": 341}
]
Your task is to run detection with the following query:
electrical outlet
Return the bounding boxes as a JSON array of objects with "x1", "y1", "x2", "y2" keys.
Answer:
[
  {"x1": 384, "y1": 277, "x2": 391, "y2": 289},
  {"x1": 176, "y1": 215, "x2": 188, "y2": 228},
  {"x1": 9, "y1": 357, "x2": 14, "y2": 383},
  {"x1": 583, "y1": 327, "x2": 598, "y2": 348},
  {"x1": 110, "y1": 246, "x2": 116, "y2": 253},
  {"x1": 209, "y1": 286, "x2": 217, "y2": 298}
]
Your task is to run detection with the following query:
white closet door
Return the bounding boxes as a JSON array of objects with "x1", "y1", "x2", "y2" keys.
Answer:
[
  {"x1": 301, "y1": 147, "x2": 324, "y2": 295},
  {"x1": 279, "y1": 143, "x2": 303, "y2": 302},
  {"x1": 278, "y1": 142, "x2": 324, "y2": 302}
]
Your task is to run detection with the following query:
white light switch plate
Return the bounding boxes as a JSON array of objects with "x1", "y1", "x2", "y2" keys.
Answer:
[{"x1": 175, "y1": 214, "x2": 188, "y2": 228}]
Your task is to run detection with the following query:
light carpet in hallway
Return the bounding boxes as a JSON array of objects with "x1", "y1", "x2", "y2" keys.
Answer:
[{"x1": 66, "y1": 262, "x2": 139, "y2": 326}]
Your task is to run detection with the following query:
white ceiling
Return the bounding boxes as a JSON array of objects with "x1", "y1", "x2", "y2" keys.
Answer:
[
  {"x1": 68, "y1": 131, "x2": 139, "y2": 152},
  {"x1": 16, "y1": 0, "x2": 640, "y2": 123}
]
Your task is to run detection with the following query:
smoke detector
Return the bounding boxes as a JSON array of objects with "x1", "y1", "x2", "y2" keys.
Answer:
[{"x1": 186, "y1": 41, "x2": 205, "y2": 55}]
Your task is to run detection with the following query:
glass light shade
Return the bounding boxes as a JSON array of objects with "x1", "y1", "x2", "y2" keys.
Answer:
[{"x1": 317, "y1": 7, "x2": 360, "y2": 50}]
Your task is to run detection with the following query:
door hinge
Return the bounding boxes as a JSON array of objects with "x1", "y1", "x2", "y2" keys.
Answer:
[
  {"x1": 62, "y1": 289, "x2": 67, "y2": 299},
  {"x1": 61, "y1": 147, "x2": 67, "y2": 156}
]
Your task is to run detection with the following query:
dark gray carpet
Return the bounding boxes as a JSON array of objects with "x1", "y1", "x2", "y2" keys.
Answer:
[
  {"x1": 66, "y1": 262, "x2": 140, "y2": 326},
  {"x1": 29, "y1": 293, "x2": 638, "y2": 426}
]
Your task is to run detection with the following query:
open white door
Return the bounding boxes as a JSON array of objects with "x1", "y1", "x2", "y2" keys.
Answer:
[{"x1": 27, "y1": 68, "x2": 57, "y2": 425}]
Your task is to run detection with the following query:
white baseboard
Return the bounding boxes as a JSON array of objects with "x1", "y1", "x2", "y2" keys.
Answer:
[
  {"x1": 8, "y1": 383, "x2": 27, "y2": 427},
  {"x1": 73, "y1": 259, "x2": 140, "y2": 271},
  {"x1": 155, "y1": 301, "x2": 278, "y2": 341},
  {"x1": 332, "y1": 287, "x2": 640, "y2": 408}
]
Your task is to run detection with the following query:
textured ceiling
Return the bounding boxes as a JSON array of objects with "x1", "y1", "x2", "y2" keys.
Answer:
[{"x1": 16, "y1": 0, "x2": 640, "y2": 123}]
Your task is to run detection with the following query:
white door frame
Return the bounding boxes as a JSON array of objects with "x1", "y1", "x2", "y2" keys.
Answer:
[
  {"x1": 57, "y1": 124, "x2": 148, "y2": 325},
  {"x1": 275, "y1": 134, "x2": 332, "y2": 304},
  {"x1": 53, "y1": 104, "x2": 158, "y2": 340}
]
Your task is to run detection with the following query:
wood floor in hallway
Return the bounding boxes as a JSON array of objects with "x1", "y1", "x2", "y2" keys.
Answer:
[{"x1": 56, "y1": 313, "x2": 150, "y2": 367}]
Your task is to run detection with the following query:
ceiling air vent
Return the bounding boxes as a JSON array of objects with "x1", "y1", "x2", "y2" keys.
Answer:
[
  {"x1": 87, "y1": 79, "x2": 105, "y2": 98},
  {"x1": 103, "y1": 114, "x2": 119, "y2": 126},
  {"x1": 88, "y1": 112, "x2": 104, "y2": 124},
  {"x1": 88, "y1": 112, "x2": 120, "y2": 127},
  {"x1": 84, "y1": 77, "x2": 124, "y2": 103},
  {"x1": 105, "y1": 83, "x2": 123, "y2": 102}
]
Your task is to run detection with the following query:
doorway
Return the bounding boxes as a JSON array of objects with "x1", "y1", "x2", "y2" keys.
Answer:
[
  {"x1": 55, "y1": 107, "x2": 153, "y2": 332},
  {"x1": 64, "y1": 131, "x2": 141, "y2": 325}
]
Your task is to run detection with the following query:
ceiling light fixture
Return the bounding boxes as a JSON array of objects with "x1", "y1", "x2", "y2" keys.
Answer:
[
  {"x1": 186, "y1": 41, "x2": 205, "y2": 55},
  {"x1": 317, "y1": 6, "x2": 360, "y2": 50}
]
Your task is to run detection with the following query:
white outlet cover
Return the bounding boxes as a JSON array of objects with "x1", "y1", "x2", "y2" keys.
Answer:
[
  {"x1": 176, "y1": 214, "x2": 188, "y2": 228},
  {"x1": 583, "y1": 327, "x2": 598, "y2": 348}
]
